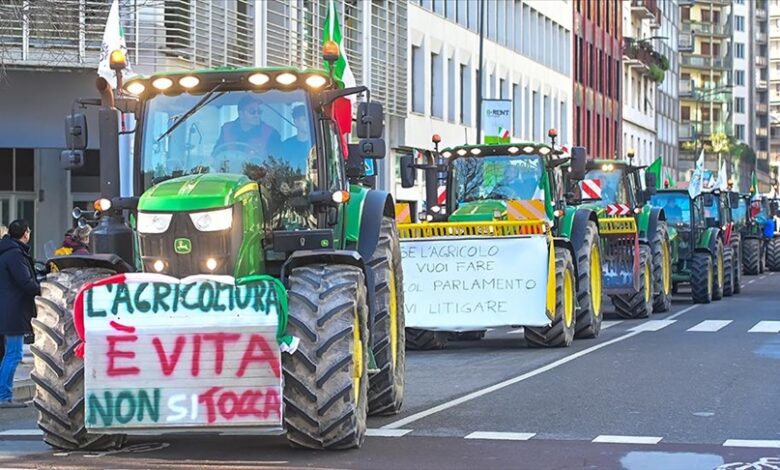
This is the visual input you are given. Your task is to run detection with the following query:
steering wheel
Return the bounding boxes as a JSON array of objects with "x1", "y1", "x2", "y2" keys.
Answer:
[{"x1": 212, "y1": 141, "x2": 258, "y2": 159}]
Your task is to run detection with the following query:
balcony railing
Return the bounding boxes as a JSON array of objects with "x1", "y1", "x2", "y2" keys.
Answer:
[
  {"x1": 680, "y1": 79, "x2": 695, "y2": 97},
  {"x1": 679, "y1": 121, "x2": 733, "y2": 139},
  {"x1": 681, "y1": 54, "x2": 731, "y2": 70},
  {"x1": 630, "y1": 0, "x2": 660, "y2": 22},
  {"x1": 757, "y1": 32, "x2": 768, "y2": 44},
  {"x1": 757, "y1": 80, "x2": 768, "y2": 90},
  {"x1": 623, "y1": 37, "x2": 667, "y2": 81},
  {"x1": 757, "y1": 151, "x2": 769, "y2": 161},
  {"x1": 756, "y1": 8, "x2": 768, "y2": 20},
  {"x1": 679, "y1": 32, "x2": 694, "y2": 52},
  {"x1": 680, "y1": 21, "x2": 731, "y2": 37},
  {"x1": 757, "y1": 103, "x2": 769, "y2": 114},
  {"x1": 756, "y1": 56, "x2": 768, "y2": 67},
  {"x1": 757, "y1": 128, "x2": 769, "y2": 138}
]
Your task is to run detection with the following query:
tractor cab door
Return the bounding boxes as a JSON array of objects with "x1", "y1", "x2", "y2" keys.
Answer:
[{"x1": 322, "y1": 119, "x2": 348, "y2": 247}]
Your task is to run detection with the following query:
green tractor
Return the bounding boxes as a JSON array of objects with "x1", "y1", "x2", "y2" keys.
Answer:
[
  {"x1": 32, "y1": 49, "x2": 405, "y2": 451},
  {"x1": 650, "y1": 190, "x2": 728, "y2": 303},
  {"x1": 573, "y1": 155, "x2": 672, "y2": 319},
  {"x1": 397, "y1": 131, "x2": 603, "y2": 350},
  {"x1": 700, "y1": 189, "x2": 743, "y2": 295}
]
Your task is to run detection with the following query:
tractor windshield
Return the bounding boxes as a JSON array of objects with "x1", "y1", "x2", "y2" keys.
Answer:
[
  {"x1": 583, "y1": 169, "x2": 628, "y2": 207},
  {"x1": 703, "y1": 194, "x2": 720, "y2": 220},
  {"x1": 141, "y1": 88, "x2": 316, "y2": 193},
  {"x1": 452, "y1": 154, "x2": 544, "y2": 203},
  {"x1": 650, "y1": 193, "x2": 690, "y2": 227},
  {"x1": 733, "y1": 198, "x2": 747, "y2": 224}
]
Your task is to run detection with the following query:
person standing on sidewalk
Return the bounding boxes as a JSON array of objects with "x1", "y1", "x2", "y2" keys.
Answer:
[{"x1": 0, "y1": 220, "x2": 40, "y2": 408}]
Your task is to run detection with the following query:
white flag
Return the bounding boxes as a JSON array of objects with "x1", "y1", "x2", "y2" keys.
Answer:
[
  {"x1": 98, "y1": 0, "x2": 132, "y2": 89},
  {"x1": 716, "y1": 159, "x2": 728, "y2": 191},
  {"x1": 688, "y1": 149, "x2": 705, "y2": 199}
]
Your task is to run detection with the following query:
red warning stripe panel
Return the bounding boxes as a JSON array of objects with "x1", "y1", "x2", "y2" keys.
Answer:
[
  {"x1": 437, "y1": 186, "x2": 447, "y2": 205},
  {"x1": 580, "y1": 179, "x2": 602, "y2": 199}
]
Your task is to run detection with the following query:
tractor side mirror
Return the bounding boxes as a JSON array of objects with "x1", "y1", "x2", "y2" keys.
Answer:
[
  {"x1": 356, "y1": 102, "x2": 384, "y2": 139},
  {"x1": 729, "y1": 192, "x2": 740, "y2": 207},
  {"x1": 702, "y1": 193, "x2": 714, "y2": 207},
  {"x1": 60, "y1": 150, "x2": 85, "y2": 170},
  {"x1": 65, "y1": 113, "x2": 88, "y2": 150},
  {"x1": 358, "y1": 138, "x2": 386, "y2": 159},
  {"x1": 569, "y1": 146, "x2": 587, "y2": 181},
  {"x1": 400, "y1": 155, "x2": 416, "y2": 188},
  {"x1": 644, "y1": 172, "x2": 657, "y2": 195}
]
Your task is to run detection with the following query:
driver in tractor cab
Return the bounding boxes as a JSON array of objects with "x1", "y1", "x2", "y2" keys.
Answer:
[
  {"x1": 496, "y1": 163, "x2": 536, "y2": 199},
  {"x1": 663, "y1": 197, "x2": 682, "y2": 220},
  {"x1": 213, "y1": 95, "x2": 283, "y2": 158}
]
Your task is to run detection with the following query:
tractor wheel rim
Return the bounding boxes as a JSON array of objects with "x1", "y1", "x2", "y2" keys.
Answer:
[
  {"x1": 353, "y1": 315, "x2": 363, "y2": 403},
  {"x1": 662, "y1": 241, "x2": 671, "y2": 295},
  {"x1": 388, "y1": 267, "x2": 399, "y2": 369},
  {"x1": 591, "y1": 246, "x2": 602, "y2": 316},
  {"x1": 718, "y1": 252, "x2": 724, "y2": 288},
  {"x1": 563, "y1": 268, "x2": 574, "y2": 328},
  {"x1": 644, "y1": 263, "x2": 652, "y2": 303},
  {"x1": 708, "y1": 266, "x2": 713, "y2": 297}
]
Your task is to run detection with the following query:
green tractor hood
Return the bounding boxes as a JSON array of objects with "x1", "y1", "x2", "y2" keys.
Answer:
[
  {"x1": 448, "y1": 200, "x2": 507, "y2": 222},
  {"x1": 138, "y1": 173, "x2": 255, "y2": 212}
]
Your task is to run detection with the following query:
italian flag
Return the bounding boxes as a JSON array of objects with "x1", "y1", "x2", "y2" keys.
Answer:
[
  {"x1": 323, "y1": 0, "x2": 356, "y2": 91},
  {"x1": 498, "y1": 127, "x2": 510, "y2": 140}
]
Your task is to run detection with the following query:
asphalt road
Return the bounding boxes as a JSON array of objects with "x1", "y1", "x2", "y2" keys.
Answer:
[{"x1": 1, "y1": 272, "x2": 779, "y2": 469}]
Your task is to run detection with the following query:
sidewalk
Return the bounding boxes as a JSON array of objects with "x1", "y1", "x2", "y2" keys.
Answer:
[{"x1": 13, "y1": 344, "x2": 35, "y2": 401}]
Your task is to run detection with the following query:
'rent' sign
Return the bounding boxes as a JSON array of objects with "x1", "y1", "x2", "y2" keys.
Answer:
[{"x1": 81, "y1": 273, "x2": 283, "y2": 431}]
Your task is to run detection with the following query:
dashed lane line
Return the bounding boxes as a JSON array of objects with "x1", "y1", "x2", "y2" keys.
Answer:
[
  {"x1": 464, "y1": 432, "x2": 536, "y2": 441},
  {"x1": 601, "y1": 320, "x2": 623, "y2": 330},
  {"x1": 748, "y1": 279, "x2": 757, "y2": 284},
  {"x1": 666, "y1": 305, "x2": 700, "y2": 321},
  {"x1": 592, "y1": 435, "x2": 663, "y2": 445}
]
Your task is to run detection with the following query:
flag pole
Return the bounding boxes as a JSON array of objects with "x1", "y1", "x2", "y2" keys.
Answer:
[{"x1": 475, "y1": 0, "x2": 485, "y2": 145}]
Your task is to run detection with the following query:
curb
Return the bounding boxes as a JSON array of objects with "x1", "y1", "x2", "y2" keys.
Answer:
[{"x1": 13, "y1": 378, "x2": 35, "y2": 402}]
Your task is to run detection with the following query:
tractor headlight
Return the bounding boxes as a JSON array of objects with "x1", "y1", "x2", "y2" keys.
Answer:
[
  {"x1": 189, "y1": 208, "x2": 233, "y2": 232},
  {"x1": 137, "y1": 212, "x2": 173, "y2": 234}
]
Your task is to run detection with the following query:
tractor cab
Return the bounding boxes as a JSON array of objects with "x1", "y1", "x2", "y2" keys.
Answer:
[{"x1": 651, "y1": 190, "x2": 701, "y2": 259}]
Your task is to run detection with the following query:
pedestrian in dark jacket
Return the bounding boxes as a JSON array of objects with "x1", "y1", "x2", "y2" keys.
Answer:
[{"x1": 0, "y1": 219, "x2": 40, "y2": 407}]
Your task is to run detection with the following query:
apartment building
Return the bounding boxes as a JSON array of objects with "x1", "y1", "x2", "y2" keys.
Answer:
[
  {"x1": 656, "y1": 0, "x2": 681, "y2": 179},
  {"x1": 771, "y1": 0, "x2": 780, "y2": 179}
]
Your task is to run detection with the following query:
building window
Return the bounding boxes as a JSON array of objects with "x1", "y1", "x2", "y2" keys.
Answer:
[
  {"x1": 735, "y1": 97, "x2": 745, "y2": 114},
  {"x1": 533, "y1": 91, "x2": 541, "y2": 141},
  {"x1": 735, "y1": 43, "x2": 744, "y2": 59},
  {"x1": 524, "y1": 85, "x2": 531, "y2": 138},
  {"x1": 735, "y1": 70, "x2": 745, "y2": 86},
  {"x1": 431, "y1": 52, "x2": 443, "y2": 118},
  {"x1": 0, "y1": 148, "x2": 34, "y2": 193},
  {"x1": 735, "y1": 15, "x2": 744, "y2": 32},
  {"x1": 513, "y1": 84, "x2": 521, "y2": 137},
  {"x1": 682, "y1": 106, "x2": 691, "y2": 121},
  {"x1": 447, "y1": 58, "x2": 456, "y2": 122},
  {"x1": 500, "y1": 78, "x2": 507, "y2": 99},
  {"x1": 460, "y1": 64, "x2": 472, "y2": 125},
  {"x1": 735, "y1": 124, "x2": 745, "y2": 140},
  {"x1": 411, "y1": 45, "x2": 424, "y2": 113},
  {"x1": 543, "y1": 94, "x2": 551, "y2": 138},
  {"x1": 560, "y1": 101, "x2": 568, "y2": 143}
]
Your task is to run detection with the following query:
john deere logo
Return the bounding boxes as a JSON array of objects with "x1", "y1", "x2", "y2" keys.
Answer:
[{"x1": 174, "y1": 238, "x2": 192, "y2": 254}]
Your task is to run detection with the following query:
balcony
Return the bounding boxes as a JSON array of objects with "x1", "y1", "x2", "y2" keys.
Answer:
[
  {"x1": 757, "y1": 103, "x2": 769, "y2": 114},
  {"x1": 678, "y1": 0, "x2": 694, "y2": 4},
  {"x1": 680, "y1": 21, "x2": 731, "y2": 37},
  {"x1": 680, "y1": 79, "x2": 695, "y2": 97},
  {"x1": 757, "y1": 80, "x2": 769, "y2": 91},
  {"x1": 756, "y1": 56, "x2": 768, "y2": 67},
  {"x1": 623, "y1": 37, "x2": 668, "y2": 82},
  {"x1": 679, "y1": 121, "x2": 733, "y2": 140},
  {"x1": 630, "y1": 0, "x2": 660, "y2": 22},
  {"x1": 757, "y1": 151, "x2": 769, "y2": 161},
  {"x1": 679, "y1": 32, "x2": 694, "y2": 52},
  {"x1": 757, "y1": 32, "x2": 768, "y2": 44},
  {"x1": 757, "y1": 128, "x2": 770, "y2": 138},
  {"x1": 757, "y1": 8, "x2": 768, "y2": 20},
  {"x1": 681, "y1": 54, "x2": 731, "y2": 71}
]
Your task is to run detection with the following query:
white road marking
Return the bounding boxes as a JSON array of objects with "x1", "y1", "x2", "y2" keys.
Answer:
[
  {"x1": 723, "y1": 439, "x2": 780, "y2": 448},
  {"x1": 748, "y1": 321, "x2": 780, "y2": 333},
  {"x1": 629, "y1": 320, "x2": 676, "y2": 332},
  {"x1": 366, "y1": 428, "x2": 412, "y2": 437},
  {"x1": 592, "y1": 435, "x2": 662, "y2": 445},
  {"x1": 381, "y1": 330, "x2": 643, "y2": 429},
  {"x1": 464, "y1": 432, "x2": 536, "y2": 441},
  {"x1": 0, "y1": 429, "x2": 42, "y2": 436},
  {"x1": 666, "y1": 304, "x2": 700, "y2": 321},
  {"x1": 601, "y1": 320, "x2": 623, "y2": 330},
  {"x1": 507, "y1": 328, "x2": 524, "y2": 335},
  {"x1": 741, "y1": 284, "x2": 746, "y2": 289},
  {"x1": 760, "y1": 275, "x2": 767, "y2": 280},
  {"x1": 687, "y1": 320, "x2": 733, "y2": 332},
  {"x1": 748, "y1": 279, "x2": 756, "y2": 284}
]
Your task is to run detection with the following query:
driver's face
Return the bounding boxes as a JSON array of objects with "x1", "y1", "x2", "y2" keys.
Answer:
[{"x1": 240, "y1": 104, "x2": 262, "y2": 127}]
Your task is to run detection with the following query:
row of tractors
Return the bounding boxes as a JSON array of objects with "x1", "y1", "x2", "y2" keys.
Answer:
[{"x1": 28, "y1": 52, "x2": 778, "y2": 454}]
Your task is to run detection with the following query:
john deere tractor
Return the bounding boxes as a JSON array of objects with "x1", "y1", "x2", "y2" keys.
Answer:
[
  {"x1": 397, "y1": 132, "x2": 602, "y2": 350},
  {"x1": 573, "y1": 154, "x2": 672, "y2": 319},
  {"x1": 650, "y1": 190, "x2": 727, "y2": 303},
  {"x1": 700, "y1": 189, "x2": 743, "y2": 295},
  {"x1": 32, "y1": 46, "x2": 404, "y2": 451}
]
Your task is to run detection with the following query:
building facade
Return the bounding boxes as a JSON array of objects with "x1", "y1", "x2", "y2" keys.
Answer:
[
  {"x1": 752, "y1": 0, "x2": 773, "y2": 191},
  {"x1": 770, "y1": 0, "x2": 780, "y2": 183},
  {"x1": 402, "y1": 0, "x2": 573, "y2": 204},
  {"x1": 573, "y1": 0, "x2": 622, "y2": 161},
  {"x1": 656, "y1": 0, "x2": 680, "y2": 179},
  {"x1": 622, "y1": 0, "x2": 661, "y2": 167}
]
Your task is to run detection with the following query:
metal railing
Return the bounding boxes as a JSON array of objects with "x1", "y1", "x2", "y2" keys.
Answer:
[
  {"x1": 680, "y1": 21, "x2": 731, "y2": 36},
  {"x1": 0, "y1": 0, "x2": 254, "y2": 72},
  {"x1": 757, "y1": 80, "x2": 768, "y2": 90},
  {"x1": 757, "y1": 32, "x2": 768, "y2": 44},
  {"x1": 678, "y1": 32, "x2": 693, "y2": 51},
  {"x1": 679, "y1": 121, "x2": 733, "y2": 139},
  {"x1": 756, "y1": 8, "x2": 768, "y2": 20},
  {"x1": 681, "y1": 54, "x2": 731, "y2": 70},
  {"x1": 756, "y1": 56, "x2": 768, "y2": 67},
  {"x1": 680, "y1": 79, "x2": 695, "y2": 97}
]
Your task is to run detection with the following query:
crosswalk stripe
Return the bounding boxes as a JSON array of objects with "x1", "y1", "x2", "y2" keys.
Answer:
[
  {"x1": 593, "y1": 435, "x2": 662, "y2": 445},
  {"x1": 723, "y1": 439, "x2": 780, "y2": 448},
  {"x1": 629, "y1": 320, "x2": 676, "y2": 332},
  {"x1": 748, "y1": 321, "x2": 780, "y2": 333},
  {"x1": 366, "y1": 428, "x2": 412, "y2": 437},
  {"x1": 0, "y1": 429, "x2": 42, "y2": 436},
  {"x1": 465, "y1": 432, "x2": 536, "y2": 441},
  {"x1": 601, "y1": 320, "x2": 623, "y2": 330},
  {"x1": 687, "y1": 320, "x2": 732, "y2": 332}
]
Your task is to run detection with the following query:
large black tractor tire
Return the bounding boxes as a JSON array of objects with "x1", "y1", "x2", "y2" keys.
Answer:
[
  {"x1": 283, "y1": 264, "x2": 369, "y2": 450},
  {"x1": 367, "y1": 217, "x2": 405, "y2": 416},
  {"x1": 450, "y1": 331, "x2": 487, "y2": 341},
  {"x1": 651, "y1": 222, "x2": 673, "y2": 313},
  {"x1": 691, "y1": 253, "x2": 713, "y2": 304},
  {"x1": 574, "y1": 221, "x2": 603, "y2": 339},
  {"x1": 31, "y1": 268, "x2": 126, "y2": 451},
  {"x1": 525, "y1": 248, "x2": 576, "y2": 348},
  {"x1": 405, "y1": 328, "x2": 449, "y2": 350},
  {"x1": 711, "y1": 239, "x2": 725, "y2": 301},
  {"x1": 766, "y1": 237, "x2": 780, "y2": 271},
  {"x1": 743, "y1": 238, "x2": 761, "y2": 275},
  {"x1": 612, "y1": 246, "x2": 654, "y2": 319},
  {"x1": 732, "y1": 234, "x2": 742, "y2": 294},
  {"x1": 722, "y1": 245, "x2": 735, "y2": 297}
]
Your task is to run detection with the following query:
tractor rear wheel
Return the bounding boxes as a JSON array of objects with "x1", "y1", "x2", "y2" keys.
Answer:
[
  {"x1": 405, "y1": 328, "x2": 448, "y2": 350},
  {"x1": 31, "y1": 268, "x2": 126, "y2": 451},
  {"x1": 612, "y1": 246, "x2": 654, "y2": 319},
  {"x1": 525, "y1": 247, "x2": 576, "y2": 348},
  {"x1": 652, "y1": 222, "x2": 673, "y2": 313},
  {"x1": 743, "y1": 238, "x2": 761, "y2": 275},
  {"x1": 283, "y1": 264, "x2": 369, "y2": 449},
  {"x1": 691, "y1": 253, "x2": 713, "y2": 304},
  {"x1": 711, "y1": 239, "x2": 725, "y2": 301},
  {"x1": 732, "y1": 235, "x2": 742, "y2": 294},
  {"x1": 367, "y1": 217, "x2": 405, "y2": 416},
  {"x1": 766, "y1": 237, "x2": 780, "y2": 271},
  {"x1": 574, "y1": 221, "x2": 603, "y2": 339},
  {"x1": 722, "y1": 245, "x2": 734, "y2": 297}
]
